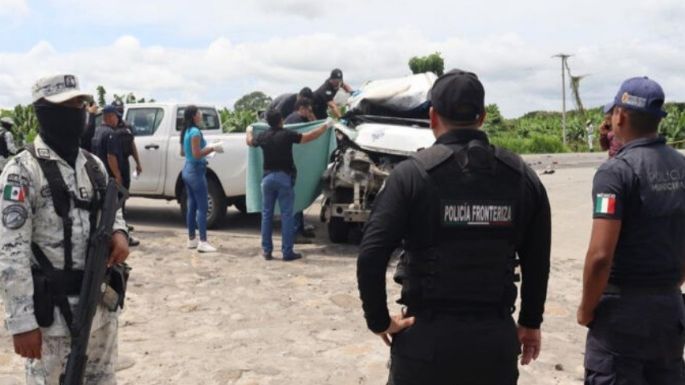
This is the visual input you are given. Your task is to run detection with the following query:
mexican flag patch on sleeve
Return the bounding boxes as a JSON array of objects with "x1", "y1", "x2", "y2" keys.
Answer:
[
  {"x1": 3, "y1": 185, "x2": 27, "y2": 202},
  {"x1": 595, "y1": 193, "x2": 616, "y2": 215}
]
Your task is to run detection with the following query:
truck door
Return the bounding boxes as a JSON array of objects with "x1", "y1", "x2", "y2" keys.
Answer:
[{"x1": 125, "y1": 107, "x2": 166, "y2": 194}]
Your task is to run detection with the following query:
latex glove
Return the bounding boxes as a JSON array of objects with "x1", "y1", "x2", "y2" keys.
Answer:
[
  {"x1": 210, "y1": 141, "x2": 224, "y2": 153},
  {"x1": 324, "y1": 118, "x2": 336, "y2": 129}
]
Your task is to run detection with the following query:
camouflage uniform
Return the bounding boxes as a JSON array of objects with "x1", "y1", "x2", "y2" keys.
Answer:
[
  {"x1": 0, "y1": 135, "x2": 127, "y2": 384},
  {"x1": 0, "y1": 128, "x2": 19, "y2": 172}
]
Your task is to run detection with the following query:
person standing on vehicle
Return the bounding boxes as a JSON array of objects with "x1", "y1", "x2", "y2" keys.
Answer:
[
  {"x1": 268, "y1": 87, "x2": 314, "y2": 118},
  {"x1": 246, "y1": 109, "x2": 333, "y2": 261},
  {"x1": 312, "y1": 69, "x2": 353, "y2": 120},
  {"x1": 0, "y1": 74, "x2": 130, "y2": 385},
  {"x1": 0, "y1": 117, "x2": 20, "y2": 172},
  {"x1": 357, "y1": 69, "x2": 551, "y2": 384},
  {"x1": 91, "y1": 105, "x2": 125, "y2": 185},
  {"x1": 180, "y1": 105, "x2": 224, "y2": 253},
  {"x1": 111, "y1": 101, "x2": 142, "y2": 246},
  {"x1": 577, "y1": 77, "x2": 685, "y2": 384}
]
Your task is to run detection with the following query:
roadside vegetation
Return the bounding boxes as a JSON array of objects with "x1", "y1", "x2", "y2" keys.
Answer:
[{"x1": 1, "y1": 86, "x2": 683, "y2": 154}]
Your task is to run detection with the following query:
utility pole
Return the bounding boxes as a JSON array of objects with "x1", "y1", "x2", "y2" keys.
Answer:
[{"x1": 553, "y1": 53, "x2": 571, "y2": 145}]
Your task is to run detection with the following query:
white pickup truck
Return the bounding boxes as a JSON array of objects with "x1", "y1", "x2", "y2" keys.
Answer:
[{"x1": 122, "y1": 103, "x2": 248, "y2": 228}]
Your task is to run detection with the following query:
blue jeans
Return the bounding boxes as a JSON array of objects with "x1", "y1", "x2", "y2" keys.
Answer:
[
  {"x1": 294, "y1": 211, "x2": 304, "y2": 234},
  {"x1": 261, "y1": 171, "x2": 295, "y2": 257},
  {"x1": 182, "y1": 162, "x2": 208, "y2": 241}
]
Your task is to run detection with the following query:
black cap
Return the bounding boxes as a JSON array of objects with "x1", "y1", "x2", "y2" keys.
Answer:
[
  {"x1": 330, "y1": 68, "x2": 343, "y2": 80},
  {"x1": 428, "y1": 69, "x2": 485, "y2": 122}
]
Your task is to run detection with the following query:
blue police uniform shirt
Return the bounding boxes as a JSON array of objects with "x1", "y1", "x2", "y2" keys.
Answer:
[{"x1": 592, "y1": 136, "x2": 685, "y2": 287}]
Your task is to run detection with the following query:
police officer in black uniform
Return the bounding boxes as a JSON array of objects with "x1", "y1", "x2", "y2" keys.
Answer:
[
  {"x1": 578, "y1": 77, "x2": 685, "y2": 385},
  {"x1": 312, "y1": 69, "x2": 353, "y2": 120},
  {"x1": 357, "y1": 69, "x2": 551, "y2": 384}
]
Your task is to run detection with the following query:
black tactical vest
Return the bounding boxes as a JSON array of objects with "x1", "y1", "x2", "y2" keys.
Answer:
[
  {"x1": 400, "y1": 140, "x2": 525, "y2": 310},
  {"x1": 611, "y1": 138, "x2": 685, "y2": 287}
]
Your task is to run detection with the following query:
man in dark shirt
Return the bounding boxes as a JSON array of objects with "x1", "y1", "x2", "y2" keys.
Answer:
[
  {"x1": 246, "y1": 109, "x2": 333, "y2": 261},
  {"x1": 284, "y1": 97, "x2": 318, "y2": 240},
  {"x1": 357, "y1": 69, "x2": 551, "y2": 384},
  {"x1": 268, "y1": 87, "x2": 314, "y2": 118},
  {"x1": 578, "y1": 77, "x2": 685, "y2": 385},
  {"x1": 312, "y1": 68, "x2": 353, "y2": 120},
  {"x1": 91, "y1": 105, "x2": 123, "y2": 182},
  {"x1": 111, "y1": 102, "x2": 142, "y2": 246}
]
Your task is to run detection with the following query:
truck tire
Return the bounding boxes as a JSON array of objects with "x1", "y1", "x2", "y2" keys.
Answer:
[
  {"x1": 179, "y1": 179, "x2": 227, "y2": 229},
  {"x1": 328, "y1": 217, "x2": 350, "y2": 243}
]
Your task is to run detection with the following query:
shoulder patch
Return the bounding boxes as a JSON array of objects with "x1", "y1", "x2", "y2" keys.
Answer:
[
  {"x1": 6, "y1": 173, "x2": 29, "y2": 186},
  {"x1": 594, "y1": 193, "x2": 616, "y2": 215},
  {"x1": 2, "y1": 204, "x2": 28, "y2": 229},
  {"x1": 36, "y1": 148, "x2": 51, "y2": 159},
  {"x1": 3, "y1": 184, "x2": 28, "y2": 202}
]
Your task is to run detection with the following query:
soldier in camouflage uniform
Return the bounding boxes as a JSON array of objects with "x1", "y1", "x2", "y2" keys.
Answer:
[
  {"x1": 0, "y1": 74, "x2": 130, "y2": 385},
  {"x1": 0, "y1": 117, "x2": 20, "y2": 172}
]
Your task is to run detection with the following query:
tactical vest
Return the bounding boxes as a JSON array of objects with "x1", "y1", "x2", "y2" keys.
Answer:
[
  {"x1": 0, "y1": 129, "x2": 9, "y2": 158},
  {"x1": 400, "y1": 140, "x2": 524, "y2": 311},
  {"x1": 612, "y1": 138, "x2": 685, "y2": 287},
  {"x1": 26, "y1": 145, "x2": 107, "y2": 330}
]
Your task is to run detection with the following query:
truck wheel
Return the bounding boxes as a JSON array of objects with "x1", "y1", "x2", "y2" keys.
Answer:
[
  {"x1": 328, "y1": 217, "x2": 350, "y2": 243},
  {"x1": 179, "y1": 179, "x2": 227, "y2": 229}
]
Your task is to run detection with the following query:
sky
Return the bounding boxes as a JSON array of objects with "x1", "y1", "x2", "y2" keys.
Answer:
[{"x1": 1, "y1": 0, "x2": 684, "y2": 117}]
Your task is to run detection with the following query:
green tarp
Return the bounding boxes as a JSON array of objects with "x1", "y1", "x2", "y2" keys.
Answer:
[{"x1": 246, "y1": 120, "x2": 337, "y2": 214}]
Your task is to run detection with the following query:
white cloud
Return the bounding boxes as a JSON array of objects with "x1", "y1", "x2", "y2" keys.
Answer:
[
  {"x1": 1, "y1": 28, "x2": 685, "y2": 117},
  {"x1": 0, "y1": 0, "x2": 29, "y2": 17}
]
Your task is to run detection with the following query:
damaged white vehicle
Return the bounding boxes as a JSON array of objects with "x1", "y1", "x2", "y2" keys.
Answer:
[{"x1": 321, "y1": 73, "x2": 438, "y2": 243}]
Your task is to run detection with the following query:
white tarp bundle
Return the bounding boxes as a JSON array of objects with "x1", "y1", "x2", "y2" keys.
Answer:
[{"x1": 346, "y1": 72, "x2": 438, "y2": 112}]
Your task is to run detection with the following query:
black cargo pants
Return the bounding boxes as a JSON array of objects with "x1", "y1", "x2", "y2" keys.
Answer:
[
  {"x1": 584, "y1": 292, "x2": 685, "y2": 385},
  {"x1": 388, "y1": 310, "x2": 520, "y2": 385}
]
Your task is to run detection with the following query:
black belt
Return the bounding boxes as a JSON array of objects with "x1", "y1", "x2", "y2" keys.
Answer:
[{"x1": 604, "y1": 283, "x2": 681, "y2": 295}]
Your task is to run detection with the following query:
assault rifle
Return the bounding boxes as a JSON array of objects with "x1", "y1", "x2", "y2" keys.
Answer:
[{"x1": 60, "y1": 180, "x2": 125, "y2": 385}]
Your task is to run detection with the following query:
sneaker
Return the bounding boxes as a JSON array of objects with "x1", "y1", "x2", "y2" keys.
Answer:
[
  {"x1": 262, "y1": 252, "x2": 273, "y2": 261},
  {"x1": 187, "y1": 238, "x2": 199, "y2": 249},
  {"x1": 197, "y1": 241, "x2": 218, "y2": 253},
  {"x1": 128, "y1": 236, "x2": 140, "y2": 247},
  {"x1": 283, "y1": 253, "x2": 303, "y2": 262},
  {"x1": 303, "y1": 224, "x2": 315, "y2": 232}
]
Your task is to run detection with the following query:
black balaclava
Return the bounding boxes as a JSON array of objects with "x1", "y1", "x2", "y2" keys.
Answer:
[{"x1": 34, "y1": 101, "x2": 85, "y2": 167}]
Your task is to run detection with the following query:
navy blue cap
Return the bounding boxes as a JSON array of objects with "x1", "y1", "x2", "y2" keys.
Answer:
[
  {"x1": 604, "y1": 76, "x2": 667, "y2": 118},
  {"x1": 102, "y1": 105, "x2": 121, "y2": 115}
]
